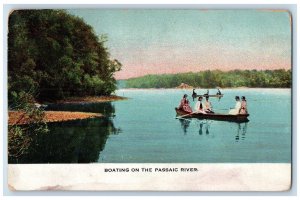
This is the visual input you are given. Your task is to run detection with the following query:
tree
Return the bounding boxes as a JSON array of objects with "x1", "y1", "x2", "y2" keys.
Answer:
[
  {"x1": 8, "y1": 9, "x2": 122, "y2": 158},
  {"x1": 8, "y1": 10, "x2": 122, "y2": 102}
]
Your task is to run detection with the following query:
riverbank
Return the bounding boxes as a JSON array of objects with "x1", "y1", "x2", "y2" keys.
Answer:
[
  {"x1": 52, "y1": 95, "x2": 128, "y2": 104},
  {"x1": 8, "y1": 111, "x2": 102, "y2": 125}
]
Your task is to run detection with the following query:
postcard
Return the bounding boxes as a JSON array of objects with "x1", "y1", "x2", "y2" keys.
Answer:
[{"x1": 7, "y1": 8, "x2": 292, "y2": 191}]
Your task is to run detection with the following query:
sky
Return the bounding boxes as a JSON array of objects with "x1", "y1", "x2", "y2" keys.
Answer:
[{"x1": 68, "y1": 9, "x2": 291, "y2": 80}]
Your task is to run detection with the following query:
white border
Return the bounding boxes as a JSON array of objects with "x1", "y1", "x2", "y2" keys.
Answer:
[
  {"x1": 8, "y1": 164, "x2": 291, "y2": 191},
  {"x1": 1, "y1": 1, "x2": 298, "y2": 198}
]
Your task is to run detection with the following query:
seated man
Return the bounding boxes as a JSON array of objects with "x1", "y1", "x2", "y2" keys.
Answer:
[
  {"x1": 204, "y1": 96, "x2": 214, "y2": 113},
  {"x1": 194, "y1": 96, "x2": 206, "y2": 114},
  {"x1": 192, "y1": 89, "x2": 197, "y2": 101},
  {"x1": 204, "y1": 89, "x2": 209, "y2": 96},
  {"x1": 192, "y1": 89, "x2": 197, "y2": 96}
]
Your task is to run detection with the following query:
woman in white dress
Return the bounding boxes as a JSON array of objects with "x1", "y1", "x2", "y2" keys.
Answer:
[
  {"x1": 194, "y1": 96, "x2": 207, "y2": 114},
  {"x1": 204, "y1": 96, "x2": 214, "y2": 113},
  {"x1": 229, "y1": 96, "x2": 241, "y2": 115}
]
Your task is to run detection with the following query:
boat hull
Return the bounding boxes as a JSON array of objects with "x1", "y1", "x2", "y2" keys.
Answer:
[
  {"x1": 175, "y1": 108, "x2": 249, "y2": 122},
  {"x1": 192, "y1": 94, "x2": 224, "y2": 98}
]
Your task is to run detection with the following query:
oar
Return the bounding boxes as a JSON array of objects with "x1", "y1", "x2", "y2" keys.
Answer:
[
  {"x1": 214, "y1": 108, "x2": 230, "y2": 111},
  {"x1": 177, "y1": 117, "x2": 192, "y2": 121},
  {"x1": 175, "y1": 112, "x2": 196, "y2": 120}
]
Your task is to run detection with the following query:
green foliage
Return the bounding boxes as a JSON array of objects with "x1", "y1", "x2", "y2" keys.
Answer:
[
  {"x1": 8, "y1": 10, "x2": 122, "y2": 158},
  {"x1": 8, "y1": 10, "x2": 121, "y2": 101},
  {"x1": 125, "y1": 69, "x2": 291, "y2": 88},
  {"x1": 8, "y1": 92, "x2": 49, "y2": 158}
]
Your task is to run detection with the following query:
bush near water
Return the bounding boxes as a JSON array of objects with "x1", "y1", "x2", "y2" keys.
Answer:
[{"x1": 125, "y1": 69, "x2": 291, "y2": 88}]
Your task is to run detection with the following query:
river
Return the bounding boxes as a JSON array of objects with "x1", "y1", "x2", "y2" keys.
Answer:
[{"x1": 9, "y1": 88, "x2": 291, "y2": 163}]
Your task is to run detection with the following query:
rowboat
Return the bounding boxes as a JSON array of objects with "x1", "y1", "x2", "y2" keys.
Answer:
[
  {"x1": 192, "y1": 94, "x2": 224, "y2": 98},
  {"x1": 175, "y1": 108, "x2": 249, "y2": 122}
]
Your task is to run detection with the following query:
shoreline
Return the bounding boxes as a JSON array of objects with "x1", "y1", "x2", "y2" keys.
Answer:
[
  {"x1": 9, "y1": 95, "x2": 127, "y2": 125},
  {"x1": 8, "y1": 111, "x2": 102, "y2": 126},
  {"x1": 47, "y1": 95, "x2": 128, "y2": 104}
]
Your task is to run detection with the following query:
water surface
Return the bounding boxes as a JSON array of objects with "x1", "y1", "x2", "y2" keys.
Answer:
[{"x1": 9, "y1": 88, "x2": 291, "y2": 163}]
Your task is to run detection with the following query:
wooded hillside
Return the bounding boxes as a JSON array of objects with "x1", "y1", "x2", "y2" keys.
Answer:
[
  {"x1": 8, "y1": 10, "x2": 122, "y2": 104},
  {"x1": 125, "y1": 69, "x2": 291, "y2": 88}
]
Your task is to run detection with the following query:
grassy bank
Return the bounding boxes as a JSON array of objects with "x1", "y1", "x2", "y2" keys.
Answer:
[{"x1": 8, "y1": 111, "x2": 102, "y2": 125}]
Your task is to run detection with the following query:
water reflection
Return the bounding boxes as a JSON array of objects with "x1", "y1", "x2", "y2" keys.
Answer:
[
  {"x1": 235, "y1": 122, "x2": 248, "y2": 142},
  {"x1": 199, "y1": 122, "x2": 203, "y2": 135},
  {"x1": 46, "y1": 102, "x2": 116, "y2": 117},
  {"x1": 199, "y1": 121, "x2": 211, "y2": 135},
  {"x1": 178, "y1": 119, "x2": 191, "y2": 135},
  {"x1": 178, "y1": 118, "x2": 211, "y2": 136},
  {"x1": 9, "y1": 102, "x2": 120, "y2": 163},
  {"x1": 178, "y1": 118, "x2": 248, "y2": 141}
]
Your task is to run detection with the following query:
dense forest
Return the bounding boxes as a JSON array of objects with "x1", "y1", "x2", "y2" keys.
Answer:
[
  {"x1": 125, "y1": 69, "x2": 291, "y2": 88},
  {"x1": 8, "y1": 10, "x2": 121, "y2": 105},
  {"x1": 8, "y1": 10, "x2": 122, "y2": 158}
]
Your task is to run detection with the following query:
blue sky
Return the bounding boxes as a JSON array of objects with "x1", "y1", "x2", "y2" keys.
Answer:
[{"x1": 68, "y1": 9, "x2": 291, "y2": 79}]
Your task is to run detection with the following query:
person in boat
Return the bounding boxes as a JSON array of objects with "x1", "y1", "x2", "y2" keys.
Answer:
[
  {"x1": 204, "y1": 96, "x2": 214, "y2": 113},
  {"x1": 192, "y1": 89, "x2": 197, "y2": 96},
  {"x1": 192, "y1": 89, "x2": 197, "y2": 101},
  {"x1": 178, "y1": 94, "x2": 193, "y2": 113},
  {"x1": 229, "y1": 96, "x2": 242, "y2": 115},
  {"x1": 216, "y1": 89, "x2": 222, "y2": 95},
  {"x1": 204, "y1": 89, "x2": 209, "y2": 96},
  {"x1": 240, "y1": 96, "x2": 248, "y2": 114},
  {"x1": 194, "y1": 96, "x2": 206, "y2": 114}
]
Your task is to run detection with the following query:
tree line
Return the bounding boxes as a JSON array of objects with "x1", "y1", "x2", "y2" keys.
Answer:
[
  {"x1": 8, "y1": 10, "x2": 121, "y2": 105},
  {"x1": 125, "y1": 69, "x2": 291, "y2": 88}
]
